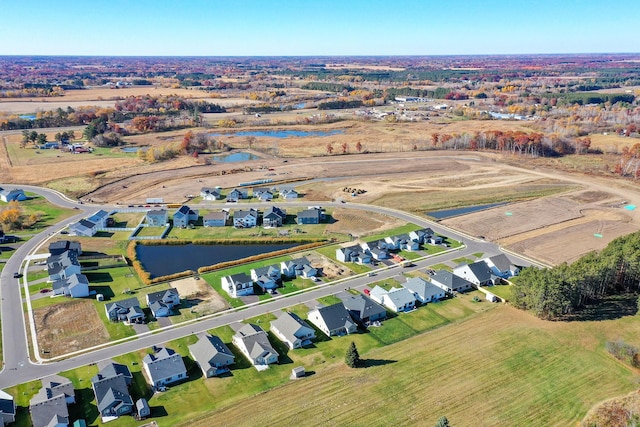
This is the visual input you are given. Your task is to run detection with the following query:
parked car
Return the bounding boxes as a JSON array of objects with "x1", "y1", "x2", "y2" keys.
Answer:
[{"x1": 39, "y1": 288, "x2": 51, "y2": 294}]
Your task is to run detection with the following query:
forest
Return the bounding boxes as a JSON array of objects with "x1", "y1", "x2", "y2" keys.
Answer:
[{"x1": 512, "y1": 232, "x2": 640, "y2": 319}]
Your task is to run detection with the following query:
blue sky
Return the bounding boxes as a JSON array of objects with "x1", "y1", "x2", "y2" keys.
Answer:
[{"x1": 1, "y1": 0, "x2": 637, "y2": 56}]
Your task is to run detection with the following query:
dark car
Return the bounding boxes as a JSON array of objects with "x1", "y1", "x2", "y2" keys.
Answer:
[
  {"x1": 40, "y1": 288, "x2": 51, "y2": 294},
  {"x1": 13, "y1": 272, "x2": 21, "y2": 279}
]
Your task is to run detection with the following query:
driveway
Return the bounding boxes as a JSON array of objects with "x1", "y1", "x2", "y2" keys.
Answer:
[
  {"x1": 156, "y1": 317, "x2": 172, "y2": 328},
  {"x1": 132, "y1": 323, "x2": 150, "y2": 334}
]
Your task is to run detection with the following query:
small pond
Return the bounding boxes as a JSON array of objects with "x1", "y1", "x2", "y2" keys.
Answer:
[
  {"x1": 426, "y1": 203, "x2": 508, "y2": 220},
  {"x1": 136, "y1": 243, "x2": 298, "y2": 278},
  {"x1": 209, "y1": 129, "x2": 344, "y2": 138},
  {"x1": 212, "y1": 151, "x2": 260, "y2": 163},
  {"x1": 121, "y1": 146, "x2": 148, "y2": 153}
]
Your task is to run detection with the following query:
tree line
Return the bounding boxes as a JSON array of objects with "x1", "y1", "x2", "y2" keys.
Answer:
[{"x1": 512, "y1": 231, "x2": 640, "y2": 319}]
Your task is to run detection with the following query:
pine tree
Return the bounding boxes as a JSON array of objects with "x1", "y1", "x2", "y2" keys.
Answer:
[
  {"x1": 345, "y1": 341, "x2": 360, "y2": 368},
  {"x1": 435, "y1": 416, "x2": 450, "y2": 427}
]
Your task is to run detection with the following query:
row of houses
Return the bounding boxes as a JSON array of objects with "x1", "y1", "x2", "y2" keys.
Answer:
[
  {"x1": 222, "y1": 257, "x2": 317, "y2": 297},
  {"x1": 105, "y1": 288, "x2": 181, "y2": 322},
  {"x1": 337, "y1": 228, "x2": 443, "y2": 263},
  {"x1": 200, "y1": 186, "x2": 299, "y2": 203}
]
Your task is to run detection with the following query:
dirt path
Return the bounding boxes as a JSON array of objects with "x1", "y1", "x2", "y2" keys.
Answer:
[{"x1": 0, "y1": 136, "x2": 12, "y2": 181}]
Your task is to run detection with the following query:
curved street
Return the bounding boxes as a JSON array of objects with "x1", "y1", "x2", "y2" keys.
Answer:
[{"x1": 0, "y1": 185, "x2": 536, "y2": 389}]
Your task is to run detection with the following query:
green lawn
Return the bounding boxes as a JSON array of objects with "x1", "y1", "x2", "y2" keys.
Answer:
[
  {"x1": 452, "y1": 256, "x2": 476, "y2": 265},
  {"x1": 487, "y1": 283, "x2": 515, "y2": 301},
  {"x1": 134, "y1": 226, "x2": 167, "y2": 237}
]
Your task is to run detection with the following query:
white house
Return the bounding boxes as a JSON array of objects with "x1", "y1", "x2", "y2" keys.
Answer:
[
  {"x1": 146, "y1": 209, "x2": 168, "y2": 226},
  {"x1": 173, "y1": 205, "x2": 199, "y2": 228},
  {"x1": 374, "y1": 287, "x2": 416, "y2": 313},
  {"x1": 188, "y1": 334, "x2": 235, "y2": 377},
  {"x1": 232, "y1": 324, "x2": 279, "y2": 367},
  {"x1": 453, "y1": 261, "x2": 499, "y2": 287},
  {"x1": 430, "y1": 270, "x2": 474, "y2": 293},
  {"x1": 270, "y1": 312, "x2": 316, "y2": 349},
  {"x1": 203, "y1": 211, "x2": 228, "y2": 227},
  {"x1": 251, "y1": 264, "x2": 281, "y2": 291},
  {"x1": 280, "y1": 188, "x2": 298, "y2": 199},
  {"x1": 52, "y1": 273, "x2": 90, "y2": 298},
  {"x1": 200, "y1": 187, "x2": 223, "y2": 200},
  {"x1": 402, "y1": 277, "x2": 445, "y2": 303},
  {"x1": 483, "y1": 254, "x2": 520, "y2": 279},
  {"x1": 233, "y1": 209, "x2": 258, "y2": 228},
  {"x1": 68, "y1": 219, "x2": 97, "y2": 237},
  {"x1": 307, "y1": 303, "x2": 357, "y2": 337},
  {"x1": 222, "y1": 273, "x2": 254, "y2": 297},
  {"x1": 142, "y1": 347, "x2": 187, "y2": 389},
  {"x1": 146, "y1": 288, "x2": 180, "y2": 318},
  {"x1": 87, "y1": 210, "x2": 110, "y2": 228}
]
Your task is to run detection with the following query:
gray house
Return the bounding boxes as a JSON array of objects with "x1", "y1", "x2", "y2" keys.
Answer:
[
  {"x1": 270, "y1": 312, "x2": 316, "y2": 349},
  {"x1": 173, "y1": 205, "x2": 199, "y2": 228},
  {"x1": 0, "y1": 390, "x2": 16, "y2": 426},
  {"x1": 68, "y1": 219, "x2": 98, "y2": 237},
  {"x1": 87, "y1": 210, "x2": 110, "y2": 228},
  {"x1": 146, "y1": 209, "x2": 168, "y2": 226},
  {"x1": 296, "y1": 208, "x2": 321, "y2": 225},
  {"x1": 262, "y1": 206, "x2": 287, "y2": 227},
  {"x1": 222, "y1": 273, "x2": 254, "y2": 297},
  {"x1": 47, "y1": 250, "x2": 81, "y2": 281},
  {"x1": 403, "y1": 277, "x2": 445, "y2": 304},
  {"x1": 203, "y1": 211, "x2": 228, "y2": 227},
  {"x1": 0, "y1": 187, "x2": 26, "y2": 203},
  {"x1": 136, "y1": 398, "x2": 151, "y2": 419},
  {"x1": 233, "y1": 209, "x2": 258, "y2": 228},
  {"x1": 48, "y1": 240, "x2": 82, "y2": 256},
  {"x1": 226, "y1": 188, "x2": 248, "y2": 202},
  {"x1": 52, "y1": 273, "x2": 90, "y2": 298},
  {"x1": 29, "y1": 375, "x2": 75, "y2": 427},
  {"x1": 105, "y1": 297, "x2": 145, "y2": 323},
  {"x1": 280, "y1": 257, "x2": 316, "y2": 279},
  {"x1": 91, "y1": 362, "x2": 133, "y2": 419},
  {"x1": 188, "y1": 334, "x2": 235, "y2": 377},
  {"x1": 146, "y1": 288, "x2": 180, "y2": 318},
  {"x1": 340, "y1": 293, "x2": 387, "y2": 325},
  {"x1": 251, "y1": 264, "x2": 281, "y2": 291},
  {"x1": 232, "y1": 324, "x2": 279, "y2": 367},
  {"x1": 200, "y1": 187, "x2": 223, "y2": 200},
  {"x1": 430, "y1": 270, "x2": 474, "y2": 294},
  {"x1": 483, "y1": 254, "x2": 520, "y2": 278},
  {"x1": 453, "y1": 261, "x2": 499, "y2": 287},
  {"x1": 142, "y1": 347, "x2": 188, "y2": 389},
  {"x1": 307, "y1": 303, "x2": 357, "y2": 337}
]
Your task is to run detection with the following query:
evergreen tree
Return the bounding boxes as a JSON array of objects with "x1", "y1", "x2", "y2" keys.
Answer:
[
  {"x1": 435, "y1": 416, "x2": 450, "y2": 427},
  {"x1": 345, "y1": 341, "x2": 360, "y2": 368}
]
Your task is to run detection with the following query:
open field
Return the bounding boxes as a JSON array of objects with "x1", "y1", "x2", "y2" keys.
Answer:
[
  {"x1": 589, "y1": 133, "x2": 640, "y2": 154},
  {"x1": 179, "y1": 305, "x2": 640, "y2": 427}
]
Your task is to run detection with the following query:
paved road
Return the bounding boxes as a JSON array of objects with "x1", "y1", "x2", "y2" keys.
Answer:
[{"x1": 0, "y1": 185, "x2": 536, "y2": 389}]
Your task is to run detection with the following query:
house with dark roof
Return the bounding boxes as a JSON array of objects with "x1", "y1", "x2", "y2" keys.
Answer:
[
  {"x1": 145, "y1": 288, "x2": 180, "y2": 318},
  {"x1": 87, "y1": 210, "x2": 110, "y2": 228},
  {"x1": 52, "y1": 273, "x2": 90, "y2": 298},
  {"x1": 253, "y1": 188, "x2": 273, "y2": 202},
  {"x1": 336, "y1": 245, "x2": 372, "y2": 264},
  {"x1": 203, "y1": 211, "x2": 228, "y2": 227},
  {"x1": 483, "y1": 254, "x2": 520, "y2": 279},
  {"x1": 340, "y1": 293, "x2": 387, "y2": 325},
  {"x1": 142, "y1": 347, "x2": 188, "y2": 389},
  {"x1": 222, "y1": 273, "x2": 254, "y2": 297},
  {"x1": 226, "y1": 188, "x2": 248, "y2": 202},
  {"x1": 409, "y1": 228, "x2": 434, "y2": 245},
  {"x1": 307, "y1": 303, "x2": 357, "y2": 337},
  {"x1": 430, "y1": 270, "x2": 474, "y2": 294},
  {"x1": 189, "y1": 334, "x2": 235, "y2": 377},
  {"x1": 296, "y1": 208, "x2": 321, "y2": 225},
  {"x1": 29, "y1": 375, "x2": 75, "y2": 427},
  {"x1": 360, "y1": 240, "x2": 389, "y2": 260},
  {"x1": 91, "y1": 362, "x2": 133, "y2": 420},
  {"x1": 233, "y1": 209, "x2": 258, "y2": 228},
  {"x1": 270, "y1": 312, "x2": 316, "y2": 349},
  {"x1": 453, "y1": 261, "x2": 499, "y2": 287},
  {"x1": 47, "y1": 250, "x2": 81, "y2": 281},
  {"x1": 48, "y1": 240, "x2": 82, "y2": 256},
  {"x1": 251, "y1": 264, "x2": 281, "y2": 291},
  {"x1": 263, "y1": 206, "x2": 287, "y2": 227},
  {"x1": 173, "y1": 205, "x2": 199, "y2": 228},
  {"x1": 398, "y1": 233, "x2": 420, "y2": 251},
  {"x1": 145, "y1": 209, "x2": 168, "y2": 226},
  {"x1": 105, "y1": 297, "x2": 145, "y2": 323},
  {"x1": 0, "y1": 389, "x2": 16, "y2": 426},
  {"x1": 232, "y1": 324, "x2": 279, "y2": 367},
  {"x1": 402, "y1": 277, "x2": 445, "y2": 304},
  {"x1": 280, "y1": 257, "x2": 316, "y2": 279},
  {"x1": 68, "y1": 219, "x2": 98, "y2": 237},
  {"x1": 0, "y1": 187, "x2": 26, "y2": 203},
  {"x1": 200, "y1": 187, "x2": 223, "y2": 201}
]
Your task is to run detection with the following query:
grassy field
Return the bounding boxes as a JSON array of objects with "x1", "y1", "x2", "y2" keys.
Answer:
[{"x1": 0, "y1": 193, "x2": 76, "y2": 231}]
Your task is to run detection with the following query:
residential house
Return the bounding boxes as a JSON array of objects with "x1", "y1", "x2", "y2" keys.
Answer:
[
  {"x1": 188, "y1": 334, "x2": 235, "y2": 377},
  {"x1": 48, "y1": 240, "x2": 82, "y2": 256},
  {"x1": 360, "y1": 240, "x2": 389, "y2": 260},
  {"x1": 52, "y1": 273, "x2": 90, "y2": 298},
  {"x1": 232, "y1": 324, "x2": 279, "y2": 367},
  {"x1": 251, "y1": 264, "x2": 281, "y2": 292},
  {"x1": 340, "y1": 293, "x2": 387, "y2": 325},
  {"x1": 68, "y1": 219, "x2": 97, "y2": 237},
  {"x1": 430, "y1": 270, "x2": 474, "y2": 294},
  {"x1": 376, "y1": 287, "x2": 416, "y2": 313},
  {"x1": 280, "y1": 188, "x2": 298, "y2": 199},
  {"x1": 280, "y1": 257, "x2": 316, "y2": 279},
  {"x1": 233, "y1": 209, "x2": 258, "y2": 228},
  {"x1": 270, "y1": 312, "x2": 316, "y2": 349},
  {"x1": 203, "y1": 211, "x2": 228, "y2": 227},
  {"x1": 29, "y1": 375, "x2": 75, "y2": 427},
  {"x1": 253, "y1": 188, "x2": 273, "y2": 202},
  {"x1": 87, "y1": 210, "x2": 110, "y2": 228},
  {"x1": 173, "y1": 205, "x2": 199, "y2": 228},
  {"x1": 307, "y1": 303, "x2": 357, "y2": 337},
  {"x1": 296, "y1": 208, "x2": 321, "y2": 225},
  {"x1": 262, "y1": 206, "x2": 287, "y2": 227},
  {"x1": 483, "y1": 254, "x2": 520, "y2": 279},
  {"x1": 91, "y1": 362, "x2": 133, "y2": 419},
  {"x1": 384, "y1": 235, "x2": 403, "y2": 251},
  {"x1": 0, "y1": 187, "x2": 26, "y2": 203},
  {"x1": 146, "y1": 209, "x2": 168, "y2": 226},
  {"x1": 402, "y1": 277, "x2": 445, "y2": 304},
  {"x1": 226, "y1": 188, "x2": 248, "y2": 202},
  {"x1": 336, "y1": 245, "x2": 371, "y2": 264},
  {"x1": 146, "y1": 288, "x2": 180, "y2": 318},
  {"x1": 428, "y1": 234, "x2": 443, "y2": 245},
  {"x1": 222, "y1": 273, "x2": 254, "y2": 297},
  {"x1": 409, "y1": 228, "x2": 434, "y2": 244},
  {"x1": 200, "y1": 187, "x2": 223, "y2": 201},
  {"x1": 454, "y1": 261, "x2": 499, "y2": 287},
  {"x1": 47, "y1": 250, "x2": 81, "y2": 281},
  {"x1": 0, "y1": 390, "x2": 16, "y2": 426},
  {"x1": 397, "y1": 233, "x2": 420, "y2": 251},
  {"x1": 105, "y1": 297, "x2": 145, "y2": 323},
  {"x1": 142, "y1": 347, "x2": 188, "y2": 389}
]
